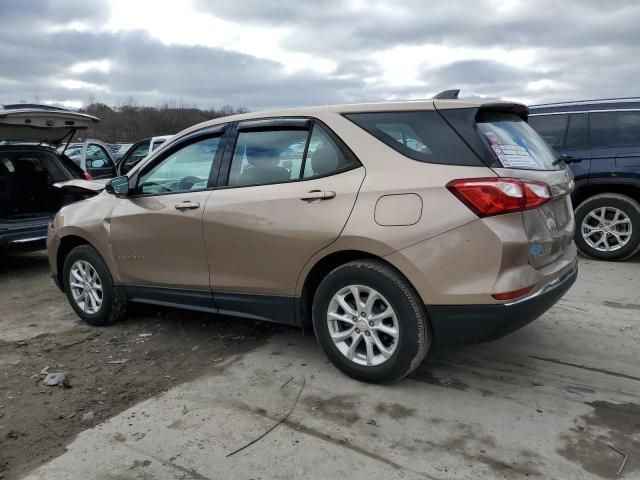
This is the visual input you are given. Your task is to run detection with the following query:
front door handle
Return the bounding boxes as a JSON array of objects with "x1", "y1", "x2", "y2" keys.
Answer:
[
  {"x1": 560, "y1": 154, "x2": 582, "y2": 164},
  {"x1": 300, "y1": 190, "x2": 336, "y2": 202},
  {"x1": 174, "y1": 201, "x2": 200, "y2": 211}
]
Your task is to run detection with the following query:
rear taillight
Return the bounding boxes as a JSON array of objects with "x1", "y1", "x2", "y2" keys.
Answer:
[
  {"x1": 446, "y1": 177, "x2": 551, "y2": 217},
  {"x1": 83, "y1": 171, "x2": 93, "y2": 181}
]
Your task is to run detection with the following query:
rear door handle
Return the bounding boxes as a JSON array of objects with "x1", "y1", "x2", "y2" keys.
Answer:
[
  {"x1": 174, "y1": 201, "x2": 200, "y2": 211},
  {"x1": 300, "y1": 190, "x2": 336, "y2": 202}
]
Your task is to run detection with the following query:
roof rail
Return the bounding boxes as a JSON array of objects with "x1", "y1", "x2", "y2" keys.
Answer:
[
  {"x1": 530, "y1": 97, "x2": 640, "y2": 108},
  {"x1": 432, "y1": 89, "x2": 460, "y2": 100}
]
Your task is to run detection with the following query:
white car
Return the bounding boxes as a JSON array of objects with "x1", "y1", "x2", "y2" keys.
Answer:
[{"x1": 58, "y1": 138, "x2": 117, "y2": 179}]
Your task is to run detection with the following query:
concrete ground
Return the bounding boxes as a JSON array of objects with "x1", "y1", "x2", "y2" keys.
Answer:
[{"x1": 1, "y1": 251, "x2": 638, "y2": 480}]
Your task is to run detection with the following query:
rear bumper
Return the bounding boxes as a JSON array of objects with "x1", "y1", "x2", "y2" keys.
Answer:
[{"x1": 427, "y1": 261, "x2": 578, "y2": 346}]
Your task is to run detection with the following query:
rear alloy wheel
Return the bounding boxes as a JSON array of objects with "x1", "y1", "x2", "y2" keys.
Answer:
[
  {"x1": 327, "y1": 285, "x2": 400, "y2": 367},
  {"x1": 574, "y1": 194, "x2": 640, "y2": 261},
  {"x1": 313, "y1": 260, "x2": 430, "y2": 383}
]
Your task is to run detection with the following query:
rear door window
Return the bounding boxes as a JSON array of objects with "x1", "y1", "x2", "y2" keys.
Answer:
[
  {"x1": 344, "y1": 111, "x2": 481, "y2": 166},
  {"x1": 527, "y1": 114, "x2": 568, "y2": 150},
  {"x1": 227, "y1": 121, "x2": 358, "y2": 187},
  {"x1": 477, "y1": 112, "x2": 561, "y2": 170},
  {"x1": 590, "y1": 111, "x2": 640, "y2": 148}
]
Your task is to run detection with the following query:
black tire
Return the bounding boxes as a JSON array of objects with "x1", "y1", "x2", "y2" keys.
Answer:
[
  {"x1": 62, "y1": 245, "x2": 127, "y2": 326},
  {"x1": 312, "y1": 259, "x2": 430, "y2": 384},
  {"x1": 574, "y1": 194, "x2": 640, "y2": 261}
]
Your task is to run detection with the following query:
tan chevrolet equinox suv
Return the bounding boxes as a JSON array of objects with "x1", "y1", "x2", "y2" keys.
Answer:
[{"x1": 48, "y1": 98, "x2": 578, "y2": 383}]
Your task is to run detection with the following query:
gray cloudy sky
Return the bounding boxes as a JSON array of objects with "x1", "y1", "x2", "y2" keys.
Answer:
[{"x1": 1, "y1": 0, "x2": 639, "y2": 110}]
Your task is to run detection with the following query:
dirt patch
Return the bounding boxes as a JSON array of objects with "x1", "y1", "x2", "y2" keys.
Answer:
[
  {"x1": 0, "y1": 303, "x2": 291, "y2": 479},
  {"x1": 602, "y1": 300, "x2": 640, "y2": 311},
  {"x1": 303, "y1": 394, "x2": 360, "y2": 425},
  {"x1": 557, "y1": 401, "x2": 640, "y2": 479},
  {"x1": 408, "y1": 366, "x2": 469, "y2": 391},
  {"x1": 374, "y1": 402, "x2": 416, "y2": 419}
]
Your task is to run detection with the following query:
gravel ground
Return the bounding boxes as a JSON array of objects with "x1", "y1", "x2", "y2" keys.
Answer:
[{"x1": 1, "y1": 250, "x2": 639, "y2": 480}]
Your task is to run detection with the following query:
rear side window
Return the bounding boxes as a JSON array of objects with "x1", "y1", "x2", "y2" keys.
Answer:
[
  {"x1": 227, "y1": 122, "x2": 358, "y2": 188},
  {"x1": 590, "y1": 111, "x2": 640, "y2": 148},
  {"x1": 344, "y1": 111, "x2": 481, "y2": 166},
  {"x1": 527, "y1": 114, "x2": 567, "y2": 150},
  {"x1": 477, "y1": 112, "x2": 561, "y2": 170}
]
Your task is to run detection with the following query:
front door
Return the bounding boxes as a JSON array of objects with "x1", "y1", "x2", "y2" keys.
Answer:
[
  {"x1": 203, "y1": 119, "x2": 365, "y2": 322},
  {"x1": 109, "y1": 130, "x2": 225, "y2": 303}
]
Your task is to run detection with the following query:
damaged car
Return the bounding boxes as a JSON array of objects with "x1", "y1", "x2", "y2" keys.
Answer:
[{"x1": 0, "y1": 104, "x2": 103, "y2": 252}]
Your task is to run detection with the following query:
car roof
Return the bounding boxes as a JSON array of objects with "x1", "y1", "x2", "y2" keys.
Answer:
[
  {"x1": 529, "y1": 97, "x2": 640, "y2": 114},
  {"x1": 176, "y1": 98, "x2": 523, "y2": 136}
]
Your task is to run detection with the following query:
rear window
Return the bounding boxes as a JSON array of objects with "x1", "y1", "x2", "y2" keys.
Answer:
[
  {"x1": 477, "y1": 112, "x2": 561, "y2": 170},
  {"x1": 344, "y1": 111, "x2": 482, "y2": 166}
]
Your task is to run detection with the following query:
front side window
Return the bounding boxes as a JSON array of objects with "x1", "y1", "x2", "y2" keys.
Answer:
[
  {"x1": 122, "y1": 142, "x2": 150, "y2": 172},
  {"x1": 228, "y1": 122, "x2": 357, "y2": 187},
  {"x1": 564, "y1": 113, "x2": 589, "y2": 150},
  {"x1": 138, "y1": 136, "x2": 221, "y2": 194},
  {"x1": 85, "y1": 144, "x2": 113, "y2": 170},
  {"x1": 590, "y1": 111, "x2": 640, "y2": 148},
  {"x1": 527, "y1": 114, "x2": 568, "y2": 150}
]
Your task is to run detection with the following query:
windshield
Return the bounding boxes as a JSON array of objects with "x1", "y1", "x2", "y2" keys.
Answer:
[{"x1": 477, "y1": 112, "x2": 561, "y2": 170}]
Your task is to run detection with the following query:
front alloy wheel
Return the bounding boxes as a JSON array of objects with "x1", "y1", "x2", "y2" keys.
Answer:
[{"x1": 69, "y1": 260, "x2": 103, "y2": 314}]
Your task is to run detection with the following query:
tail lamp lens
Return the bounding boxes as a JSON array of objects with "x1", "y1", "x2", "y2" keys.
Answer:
[
  {"x1": 446, "y1": 178, "x2": 551, "y2": 217},
  {"x1": 83, "y1": 171, "x2": 93, "y2": 181},
  {"x1": 492, "y1": 286, "x2": 535, "y2": 301}
]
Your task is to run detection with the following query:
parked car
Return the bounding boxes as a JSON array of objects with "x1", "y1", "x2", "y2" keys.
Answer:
[
  {"x1": 107, "y1": 143, "x2": 133, "y2": 161},
  {"x1": 57, "y1": 138, "x2": 117, "y2": 179},
  {"x1": 0, "y1": 104, "x2": 101, "y2": 252},
  {"x1": 48, "y1": 97, "x2": 577, "y2": 383},
  {"x1": 115, "y1": 135, "x2": 174, "y2": 175},
  {"x1": 529, "y1": 98, "x2": 640, "y2": 260}
]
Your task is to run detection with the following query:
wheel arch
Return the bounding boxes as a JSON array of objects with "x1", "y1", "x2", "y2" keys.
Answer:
[
  {"x1": 296, "y1": 248, "x2": 422, "y2": 329},
  {"x1": 573, "y1": 182, "x2": 640, "y2": 208},
  {"x1": 55, "y1": 234, "x2": 94, "y2": 292}
]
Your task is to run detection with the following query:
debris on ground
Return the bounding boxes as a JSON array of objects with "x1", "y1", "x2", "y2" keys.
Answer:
[
  {"x1": 81, "y1": 411, "x2": 94, "y2": 421},
  {"x1": 226, "y1": 377, "x2": 306, "y2": 457},
  {"x1": 43, "y1": 372, "x2": 71, "y2": 388},
  {"x1": 607, "y1": 443, "x2": 628, "y2": 476},
  {"x1": 107, "y1": 359, "x2": 128, "y2": 364}
]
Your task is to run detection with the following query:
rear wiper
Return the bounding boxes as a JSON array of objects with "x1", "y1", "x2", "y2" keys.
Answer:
[{"x1": 552, "y1": 157, "x2": 564, "y2": 166}]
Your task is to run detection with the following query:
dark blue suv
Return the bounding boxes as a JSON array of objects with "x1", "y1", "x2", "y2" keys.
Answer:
[{"x1": 529, "y1": 99, "x2": 640, "y2": 260}]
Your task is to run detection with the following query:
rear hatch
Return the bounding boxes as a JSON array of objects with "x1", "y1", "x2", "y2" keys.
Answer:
[
  {"x1": 437, "y1": 102, "x2": 575, "y2": 268},
  {"x1": 0, "y1": 105, "x2": 99, "y2": 145}
]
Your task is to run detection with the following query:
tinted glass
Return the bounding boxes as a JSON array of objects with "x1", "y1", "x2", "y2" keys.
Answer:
[
  {"x1": 228, "y1": 129, "x2": 309, "y2": 187},
  {"x1": 590, "y1": 111, "x2": 640, "y2": 148},
  {"x1": 564, "y1": 113, "x2": 589, "y2": 150},
  {"x1": 139, "y1": 136, "x2": 221, "y2": 194},
  {"x1": 477, "y1": 112, "x2": 561, "y2": 170},
  {"x1": 303, "y1": 124, "x2": 353, "y2": 178},
  {"x1": 345, "y1": 111, "x2": 480, "y2": 165},
  {"x1": 527, "y1": 114, "x2": 568, "y2": 150},
  {"x1": 123, "y1": 143, "x2": 150, "y2": 171},
  {"x1": 85, "y1": 144, "x2": 113, "y2": 171}
]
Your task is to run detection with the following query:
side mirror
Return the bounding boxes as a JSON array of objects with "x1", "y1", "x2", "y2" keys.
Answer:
[{"x1": 106, "y1": 175, "x2": 130, "y2": 196}]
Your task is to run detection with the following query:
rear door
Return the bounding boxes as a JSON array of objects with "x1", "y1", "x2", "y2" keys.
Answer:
[
  {"x1": 528, "y1": 112, "x2": 591, "y2": 186},
  {"x1": 202, "y1": 118, "x2": 365, "y2": 321},
  {"x1": 473, "y1": 110, "x2": 575, "y2": 268},
  {"x1": 589, "y1": 110, "x2": 640, "y2": 185}
]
